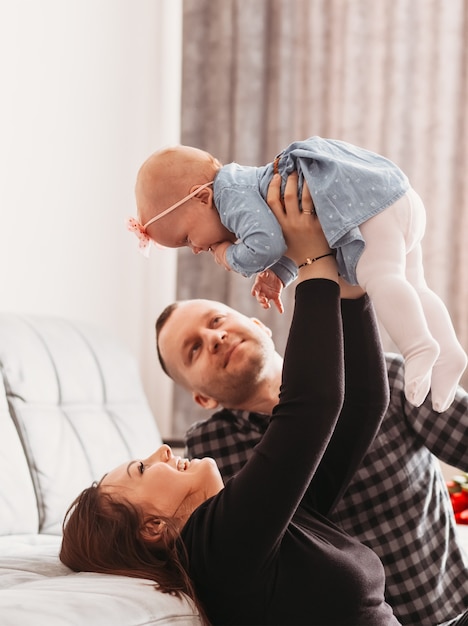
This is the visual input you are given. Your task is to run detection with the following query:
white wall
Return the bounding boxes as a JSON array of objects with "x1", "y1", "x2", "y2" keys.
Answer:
[{"x1": 0, "y1": 0, "x2": 181, "y2": 436}]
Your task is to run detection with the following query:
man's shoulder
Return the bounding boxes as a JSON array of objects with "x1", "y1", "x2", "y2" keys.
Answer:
[
  {"x1": 185, "y1": 408, "x2": 238, "y2": 438},
  {"x1": 385, "y1": 352, "x2": 405, "y2": 386},
  {"x1": 185, "y1": 409, "x2": 268, "y2": 481},
  {"x1": 186, "y1": 408, "x2": 269, "y2": 440},
  {"x1": 380, "y1": 352, "x2": 466, "y2": 440}
]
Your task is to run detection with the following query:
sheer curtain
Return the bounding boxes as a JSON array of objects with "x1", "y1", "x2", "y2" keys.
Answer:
[{"x1": 173, "y1": 0, "x2": 468, "y2": 433}]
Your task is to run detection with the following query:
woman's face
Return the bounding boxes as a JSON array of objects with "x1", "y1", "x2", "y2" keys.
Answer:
[{"x1": 100, "y1": 444, "x2": 223, "y2": 519}]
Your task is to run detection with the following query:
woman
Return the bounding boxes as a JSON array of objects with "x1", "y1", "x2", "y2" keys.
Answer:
[{"x1": 60, "y1": 173, "x2": 399, "y2": 625}]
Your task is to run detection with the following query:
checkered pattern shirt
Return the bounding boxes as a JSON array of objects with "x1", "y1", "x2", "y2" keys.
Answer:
[{"x1": 185, "y1": 353, "x2": 468, "y2": 625}]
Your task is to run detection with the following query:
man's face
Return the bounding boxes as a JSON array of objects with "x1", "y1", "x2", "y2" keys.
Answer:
[{"x1": 158, "y1": 300, "x2": 276, "y2": 409}]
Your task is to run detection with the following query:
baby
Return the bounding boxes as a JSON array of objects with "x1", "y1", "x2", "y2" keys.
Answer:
[{"x1": 129, "y1": 136, "x2": 467, "y2": 412}]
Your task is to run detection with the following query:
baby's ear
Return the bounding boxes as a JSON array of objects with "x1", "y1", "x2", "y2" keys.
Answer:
[{"x1": 190, "y1": 184, "x2": 213, "y2": 206}]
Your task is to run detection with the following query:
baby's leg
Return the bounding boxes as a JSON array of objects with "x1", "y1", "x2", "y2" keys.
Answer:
[
  {"x1": 356, "y1": 196, "x2": 439, "y2": 407},
  {"x1": 406, "y1": 243, "x2": 467, "y2": 412}
]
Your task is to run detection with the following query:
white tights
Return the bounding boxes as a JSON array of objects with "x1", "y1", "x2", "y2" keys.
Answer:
[{"x1": 356, "y1": 188, "x2": 467, "y2": 412}]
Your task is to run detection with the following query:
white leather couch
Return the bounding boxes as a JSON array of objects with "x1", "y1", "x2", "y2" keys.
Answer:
[{"x1": 0, "y1": 313, "x2": 202, "y2": 626}]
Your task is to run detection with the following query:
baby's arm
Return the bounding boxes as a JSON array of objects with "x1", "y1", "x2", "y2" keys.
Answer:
[
  {"x1": 210, "y1": 241, "x2": 232, "y2": 271},
  {"x1": 251, "y1": 270, "x2": 285, "y2": 313},
  {"x1": 217, "y1": 186, "x2": 287, "y2": 276},
  {"x1": 210, "y1": 237, "x2": 289, "y2": 314}
]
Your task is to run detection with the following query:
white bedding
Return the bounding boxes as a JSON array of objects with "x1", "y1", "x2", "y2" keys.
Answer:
[{"x1": 0, "y1": 535, "x2": 202, "y2": 626}]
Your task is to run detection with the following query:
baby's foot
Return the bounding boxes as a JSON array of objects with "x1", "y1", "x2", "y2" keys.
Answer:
[
  {"x1": 404, "y1": 340, "x2": 440, "y2": 407},
  {"x1": 405, "y1": 374, "x2": 433, "y2": 407},
  {"x1": 430, "y1": 346, "x2": 467, "y2": 412}
]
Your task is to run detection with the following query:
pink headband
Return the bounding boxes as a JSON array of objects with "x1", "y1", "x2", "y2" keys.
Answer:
[{"x1": 127, "y1": 181, "x2": 213, "y2": 257}]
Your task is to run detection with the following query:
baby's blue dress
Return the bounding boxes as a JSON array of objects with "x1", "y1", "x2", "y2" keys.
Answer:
[{"x1": 213, "y1": 136, "x2": 409, "y2": 285}]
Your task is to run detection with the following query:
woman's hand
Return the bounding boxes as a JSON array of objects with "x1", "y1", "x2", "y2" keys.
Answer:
[
  {"x1": 266, "y1": 173, "x2": 338, "y2": 284},
  {"x1": 266, "y1": 173, "x2": 331, "y2": 266}
]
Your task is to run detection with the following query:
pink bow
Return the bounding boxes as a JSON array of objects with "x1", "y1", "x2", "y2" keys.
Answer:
[{"x1": 127, "y1": 217, "x2": 151, "y2": 257}]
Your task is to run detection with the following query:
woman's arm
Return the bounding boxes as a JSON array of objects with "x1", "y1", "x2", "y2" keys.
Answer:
[
  {"x1": 207, "y1": 279, "x2": 343, "y2": 577},
  {"x1": 306, "y1": 294, "x2": 389, "y2": 514},
  {"x1": 269, "y1": 173, "x2": 389, "y2": 515},
  {"x1": 270, "y1": 173, "x2": 338, "y2": 285},
  {"x1": 200, "y1": 175, "x2": 344, "y2": 576}
]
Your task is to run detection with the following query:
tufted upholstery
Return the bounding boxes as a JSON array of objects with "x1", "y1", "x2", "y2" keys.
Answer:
[
  {"x1": 0, "y1": 313, "x2": 163, "y2": 534},
  {"x1": 0, "y1": 313, "x2": 202, "y2": 626},
  {"x1": 0, "y1": 369, "x2": 38, "y2": 535}
]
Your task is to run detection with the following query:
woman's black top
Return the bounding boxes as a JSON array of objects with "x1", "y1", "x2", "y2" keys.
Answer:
[{"x1": 181, "y1": 279, "x2": 400, "y2": 625}]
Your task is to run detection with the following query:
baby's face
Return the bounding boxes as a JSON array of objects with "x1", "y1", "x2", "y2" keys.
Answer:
[{"x1": 146, "y1": 201, "x2": 235, "y2": 254}]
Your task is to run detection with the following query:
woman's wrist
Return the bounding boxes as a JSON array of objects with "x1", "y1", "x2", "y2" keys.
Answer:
[
  {"x1": 296, "y1": 255, "x2": 339, "y2": 285},
  {"x1": 297, "y1": 252, "x2": 335, "y2": 268}
]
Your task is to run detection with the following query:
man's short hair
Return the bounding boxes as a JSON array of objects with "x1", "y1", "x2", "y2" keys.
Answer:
[{"x1": 155, "y1": 302, "x2": 180, "y2": 378}]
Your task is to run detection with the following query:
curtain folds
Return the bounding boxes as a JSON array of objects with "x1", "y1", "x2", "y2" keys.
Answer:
[{"x1": 174, "y1": 0, "x2": 468, "y2": 434}]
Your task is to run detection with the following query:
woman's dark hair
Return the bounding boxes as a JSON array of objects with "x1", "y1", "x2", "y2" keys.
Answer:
[{"x1": 59, "y1": 483, "x2": 209, "y2": 624}]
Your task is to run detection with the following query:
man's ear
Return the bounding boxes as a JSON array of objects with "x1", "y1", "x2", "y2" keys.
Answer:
[
  {"x1": 193, "y1": 391, "x2": 219, "y2": 410},
  {"x1": 140, "y1": 518, "x2": 165, "y2": 544},
  {"x1": 251, "y1": 317, "x2": 273, "y2": 338}
]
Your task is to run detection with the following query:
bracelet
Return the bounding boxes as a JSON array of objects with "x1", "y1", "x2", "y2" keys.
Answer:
[{"x1": 298, "y1": 252, "x2": 335, "y2": 268}]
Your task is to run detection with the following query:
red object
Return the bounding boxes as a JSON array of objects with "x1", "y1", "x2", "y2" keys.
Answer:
[
  {"x1": 447, "y1": 480, "x2": 462, "y2": 494},
  {"x1": 455, "y1": 509, "x2": 468, "y2": 525},
  {"x1": 446, "y1": 478, "x2": 468, "y2": 524},
  {"x1": 450, "y1": 491, "x2": 468, "y2": 513}
]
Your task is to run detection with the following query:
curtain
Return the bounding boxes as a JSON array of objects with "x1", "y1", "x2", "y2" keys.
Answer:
[{"x1": 173, "y1": 0, "x2": 468, "y2": 434}]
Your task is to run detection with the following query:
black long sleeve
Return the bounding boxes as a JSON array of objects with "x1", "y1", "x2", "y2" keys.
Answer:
[
  {"x1": 304, "y1": 294, "x2": 389, "y2": 515},
  {"x1": 182, "y1": 279, "x2": 399, "y2": 626}
]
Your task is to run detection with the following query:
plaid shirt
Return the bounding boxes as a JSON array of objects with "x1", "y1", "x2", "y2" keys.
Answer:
[{"x1": 185, "y1": 353, "x2": 468, "y2": 625}]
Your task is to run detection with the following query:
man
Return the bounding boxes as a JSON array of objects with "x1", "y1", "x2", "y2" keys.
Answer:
[{"x1": 156, "y1": 297, "x2": 468, "y2": 625}]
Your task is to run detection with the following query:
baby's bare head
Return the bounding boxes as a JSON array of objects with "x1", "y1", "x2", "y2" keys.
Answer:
[{"x1": 135, "y1": 145, "x2": 221, "y2": 226}]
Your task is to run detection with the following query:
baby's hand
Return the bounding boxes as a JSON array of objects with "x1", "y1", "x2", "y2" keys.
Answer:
[
  {"x1": 251, "y1": 270, "x2": 284, "y2": 313},
  {"x1": 210, "y1": 241, "x2": 232, "y2": 271}
]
